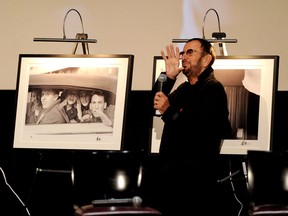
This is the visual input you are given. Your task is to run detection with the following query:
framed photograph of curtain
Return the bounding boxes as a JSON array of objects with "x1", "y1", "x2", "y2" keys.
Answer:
[
  {"x1": 150, "y1": 55, "x2": 279, "y2": 155},
  {"x1": 13, "y1": 54, "x2": 134, "y2": 151}
]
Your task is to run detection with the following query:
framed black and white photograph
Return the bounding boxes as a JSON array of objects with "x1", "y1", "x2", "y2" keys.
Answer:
[
  {"x1": 13, "y1": 54, "x2": 134, "y2": 150},
  {"x1": 151, "y1": 55, "x2": 279, "y2": 155}
]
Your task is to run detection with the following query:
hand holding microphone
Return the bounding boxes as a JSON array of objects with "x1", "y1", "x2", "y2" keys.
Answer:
[{"x1": 154, "y1": 73, "x2": 169, "y2": 115}]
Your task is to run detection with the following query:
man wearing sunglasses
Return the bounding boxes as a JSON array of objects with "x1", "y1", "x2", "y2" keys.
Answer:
[{"x1": 151, "y1": 38, "x2": 232, "y2": 215}]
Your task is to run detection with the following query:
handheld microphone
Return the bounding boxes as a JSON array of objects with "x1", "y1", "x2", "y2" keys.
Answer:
[
  {"x1": 157, "y1": 73, "x2": 167, "y2": 92},
  {"x1": 155, "y1": 73, "x2": 167, "y2": 116},
  {"x1": 242, "y1": 161, "x2": 249, "y2": 189},
  {"x1": 92, "y1": 196, "x2": 142, "y2": 207}
]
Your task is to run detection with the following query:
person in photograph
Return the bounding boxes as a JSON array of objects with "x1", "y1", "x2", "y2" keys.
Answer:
[
  {"x1": 60, "y1": 89, "x2": 81, "y2": 123},
  {"x1": 151, "y1": 38, "x2": 232, "y2": 215},
  {"x1": 36, "y1": 88, "x2": 69, "y2": 124},
  {"x1": 25, "y1": 88, "x2": 43, "y2": 124},
  {"x1": 78, "y1": 89, "x2": 91, "y2": 118},
  {"x1": 81, "y1": 90, "x2": 113, "y2": 127}
]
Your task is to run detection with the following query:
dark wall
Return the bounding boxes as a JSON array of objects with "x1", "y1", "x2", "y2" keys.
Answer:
[
  {"x1": 0, "y1": 90, "x2": 16, "y2": 171},
  {"x1": 272, "y1": 91, "x2": 288, "y2": 152},
  {"x1": 0, "y1": 90, "x2": 287, "y2": 216}
]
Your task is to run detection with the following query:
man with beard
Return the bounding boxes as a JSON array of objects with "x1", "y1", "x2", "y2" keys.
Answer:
[{"x1": 151, "y1": 38, "x2": 232, "y2": 215}]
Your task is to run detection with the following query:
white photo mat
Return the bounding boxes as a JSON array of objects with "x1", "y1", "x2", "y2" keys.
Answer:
[
  {"x1": 14, "y1": 54, "x2": 134, "y2": 150},
  {"x1": 151, "y1": 55, "x2": 279, "y2": 155}
]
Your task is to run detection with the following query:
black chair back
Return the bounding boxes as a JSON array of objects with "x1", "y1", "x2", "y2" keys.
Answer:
[
  {"x1": 72, "y1": 150, "x2": 144, "y2": 207},
  {"x1": 247, "y1": 150, "x2": 288, "y2": 207}
]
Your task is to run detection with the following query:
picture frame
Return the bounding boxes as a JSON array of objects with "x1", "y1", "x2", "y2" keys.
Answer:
[
  {"x1": 13, "y1": 54, "x2": 134, "y2": 151},
  {"x1": 150, "y1": 55, "x2": 279, "y2": 155}
]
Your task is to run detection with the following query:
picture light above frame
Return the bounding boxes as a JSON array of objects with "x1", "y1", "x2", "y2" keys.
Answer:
[
  {"x1": 150, "y1": 55, "x2": 279, "y2": 155},
  {"x1": 33, "y1": 8, "x2": 97, "y2": 54}
]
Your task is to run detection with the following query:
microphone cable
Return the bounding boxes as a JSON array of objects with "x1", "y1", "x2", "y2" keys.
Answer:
[
  {"x1": 228, "y1": 159, "x2": 243, "y2": 216},
  {"x1": 0, "y1": 166, "x2": 31, "y2": 216},
  {"x1": 24, "y1": 151, "x2": 43, "y2": 214}
]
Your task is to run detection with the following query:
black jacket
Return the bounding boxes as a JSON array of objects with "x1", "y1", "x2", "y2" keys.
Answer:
[
  {"x1": 151, "y1": 67, "x2": 232, "y2": 215},
  {"x1": 152, "y1": 67, "x2": 232, "y2": 165}
]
